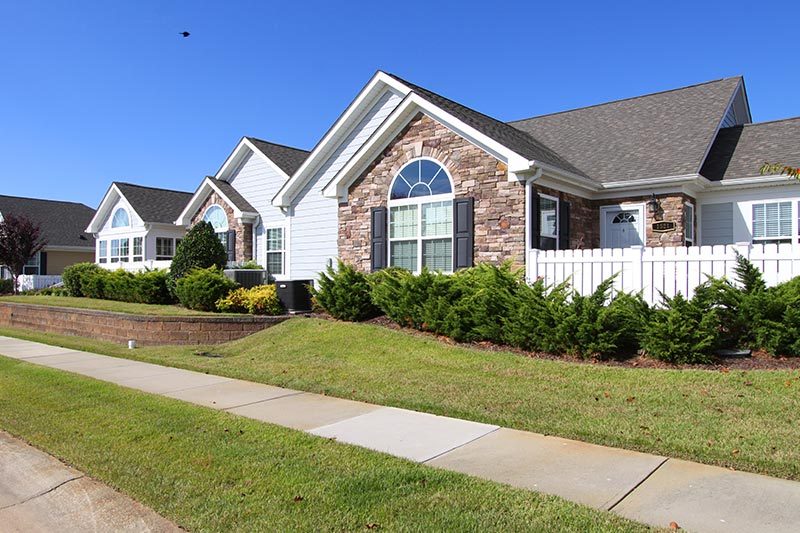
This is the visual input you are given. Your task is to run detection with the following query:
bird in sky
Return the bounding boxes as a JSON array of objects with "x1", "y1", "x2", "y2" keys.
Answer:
[{"x1": 179, "y1": 31, "x2": 190, "y2": 38}]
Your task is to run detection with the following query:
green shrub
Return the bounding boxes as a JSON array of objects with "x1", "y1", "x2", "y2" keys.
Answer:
[
  {"x1": 236, "y1": 260, "x2": 264, "y2": 270},
  {"x1": 175, "y1": 267, "x2": 237, "y2": 312},
  {"x1": 131, "y1": 269, "x2": 173, "y2": 305},
  {"x1": 62, "y1": 262, "x2": 105, "y2": 297},
  {"x1": 103, "y1": 269, "x2": 137, "y2": 302},
  {"x1": 640, "y1": 293, "x2": 718, "y2": 364},
  {"x1": 313, "y1": 261, "x2": 378, "y2": 321},
  {"x1": 81, "y1": 269, "x2": 108, "y2": 299},
  {"x1": 0, "y1": 278, "x2": 13, "y2": 294},
  {"x1": 30, "y1": 285, "x2": 70, "y2": 296},
  {"x1": 216, "y1": 285, "x2": 283, "y2": 315},
  {"x1": 369, "y1": 268, "x2": 447, "y2": 329},
  {"x1": 169, "y1": 222, "x2": 227, "y2": 293}
]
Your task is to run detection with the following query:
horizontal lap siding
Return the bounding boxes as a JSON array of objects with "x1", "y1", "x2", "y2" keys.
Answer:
[
  {"x1": 290, "y1": 90, "x2": 402, "y2": 280},
  {"x1": 228, "y1": 151, "x2": 289, "y2": 266},
  {"x1": 700, "y1": 202, "x2": 734, "y2": 245}
]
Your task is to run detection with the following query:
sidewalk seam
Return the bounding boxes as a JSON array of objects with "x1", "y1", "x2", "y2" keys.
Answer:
[
  {"x1": 421, "y1": 427, "x2": 501, "y2": 464},
  {"x1": 605, "y1": 457, "x2": 669, "y2": 511},
  {"x1": 221, "y1": 391, "x2": 305, "y2": 411}
]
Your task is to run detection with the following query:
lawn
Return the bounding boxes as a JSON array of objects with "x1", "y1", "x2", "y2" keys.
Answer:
[
  {"x1": 0, "y1": 357, "x2": 648, "y2": 532},
  {"x1": 2, "y1": 318, "x2": 799, "y2": 481},
  {"x1": 0, "y1": 295, "x2": 225, "y2": 316}
]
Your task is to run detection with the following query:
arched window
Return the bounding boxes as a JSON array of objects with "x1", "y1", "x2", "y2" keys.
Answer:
[
  {"x1": 203, "y1": 205, "x2": 230, "y2": 249},
  {"x1": 111, "y1": 207, "x2": 129, "y2": 228},
  {"x1": 388, "y1": 159, "x2": 454, "y2": 272}
]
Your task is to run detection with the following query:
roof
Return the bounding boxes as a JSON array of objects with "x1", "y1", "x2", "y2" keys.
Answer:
[
  {"x1": 246, "y1": 137, "x2": 309, "y2": 176},
  {"x1": 113, "y1": 182, "x2": 193, "y2": 224},
  {"x1": 509, "y1": 77, "x2": 743, "y2": 184},
  {"x1": 0, "y1": 195, "x2": 95, "y2": 248},
  {"x1": 207, "y1": 177, "x2": 257, "y2": 213},
  {"x1": 700, "y1": 117, "x2": 800, "y2": 181},
  {"x1": 386, "y1": 73, "x2": 588, "y2": 177}
]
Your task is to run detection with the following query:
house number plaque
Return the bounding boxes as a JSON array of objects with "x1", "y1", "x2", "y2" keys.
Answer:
[{"x1": 652, "y1": 221, "x2": 677, "y2": 233}]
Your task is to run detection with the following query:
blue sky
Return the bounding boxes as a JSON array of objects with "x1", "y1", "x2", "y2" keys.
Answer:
[{"x1": 1, "y1": 0, "x2": 798, "y2": 207}]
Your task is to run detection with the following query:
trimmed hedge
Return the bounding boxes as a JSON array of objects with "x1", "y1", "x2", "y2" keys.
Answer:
[
  {"x1": 175, "y1": 267, "x2": 237, "y2": 312},
  {"x1": 61, "y1": 263, "x2": 173, "y2": 304}
]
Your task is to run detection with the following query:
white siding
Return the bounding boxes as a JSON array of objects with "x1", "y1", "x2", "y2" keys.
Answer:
[
  {"x1": 700, "y1": 202, "x2": 734, "y2": 245},
  {"x1": 289, "y1": 90, "x2": 402, "y2": 280},
  {"x1": 227, "y1": 149, "x2": 289, "y2": 267}
]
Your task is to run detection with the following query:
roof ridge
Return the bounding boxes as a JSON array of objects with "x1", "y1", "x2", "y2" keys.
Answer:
[
  {"x1": 246, "y1": 136, "x2": 310, "y2": 154},
  {"x1": 0, "y1": 194, "x2": 92, "y2": 209},
  {"x1": 729, "y1": 116, "x2": 800, "y2": 129},
  {"x1": 508, "y1": 76, "x2": 744, "y2": 124},
  {"x1": 113, "y1": 181, "x2": 192, "y2": 195}
]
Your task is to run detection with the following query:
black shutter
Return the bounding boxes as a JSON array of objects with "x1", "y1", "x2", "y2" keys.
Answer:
[
  {"x1": 530, "y1": 187, "x2": 540, "y2": 249},
  {"x1": 370, "y1": 207, "x2": 388, "y2": 271},
  {"x1": 559, "y1": 201, "x2": 571, "y2": 250},
  {"x1": 453, "y1": 197, "x2": 474, "y2": 270},
  {"x1": 39, "y1": 252, "x2": 47, "y2": 275},
  {"x1": 226, "y1": 230, "x2": 236, "y2": 262}
]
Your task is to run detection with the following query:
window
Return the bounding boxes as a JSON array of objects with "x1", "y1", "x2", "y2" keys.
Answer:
[
  {"x1": 685, "y1": 203, "x2": 695, "y2": 246},
  {"x1": 110, "y1": 238, "x2": 129, "y2": 262},
  {"x1": 111, "y1": 208, "x2": 130, "y2": 228},
  {"x1": 203, "y1": 205, "x2": 229, "y2": 245},
  {"x1": 265, "y1": 227, "x2": 284, "y2": 275},
  {"x1": 539, "y1": 195, "x2": 559, "y2": 251},
  {"x1": 133, "y1": 237, "x2": 143, "y2": 262},
  {"x1": 98, "y1": 241, "x2": 108, "y2": 264},
  {"x1": 156, "y1": 237, "x2": 175, "y2": 260},
  {"x1": 752, "y1": 201, "x2": 792, "y2": 243},
  {"x1": 388, "y1": 159, "x2": 453, "y2": 272},
  {"x1": 23, "y1": 253, "x2": 40, "y2": 275}
]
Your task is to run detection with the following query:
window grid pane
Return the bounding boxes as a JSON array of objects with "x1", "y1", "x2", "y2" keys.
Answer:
[
  {"x1": 753, "y1": 202, "x2": 792, "y2": 239},
  {"x1": 266, "y1": 228, "x2": 283, "y2": 251},
  {"x1": 266, "y1": 252, "x2": 283, "y2": 275},
  {"x1": 540, "y1": 197, "x2": 558, "y2": 238},
  {"x1": 422, "y1": 238, "x2": 452, "y2": 271},
  {"x1": 421, "y1": 201, "x2": 453, "y2": 237},
  {"x1": 390, "y1": 205, "x2": 418, "y2": 239},
  {"x1": 390, "y1": 241, "x2": 417, "y2": 271}
]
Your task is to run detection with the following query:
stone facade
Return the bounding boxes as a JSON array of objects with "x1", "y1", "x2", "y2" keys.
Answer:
[
  {"x1": 189, "y1": 192, "x2": 253, "y2": 263},
  {"x1": 0, "y1": 302, "x2": 287, "y2": 346},
  {"x1": 604, "y1": 193, "x2": 695, "y2": 248},
  {"x1": 339, "y1": 113, "x2": 526, "y2": 271},
  {"x1": 535, "y1": 184, "x2": 599, "y2": 249}
]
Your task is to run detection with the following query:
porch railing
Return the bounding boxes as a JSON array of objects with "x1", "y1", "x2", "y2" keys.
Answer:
[
  {"x1": 527, "y1": 242, "x2": 800, "y2": 305},
  {"x1": 17, "y1": 275, "x2": 63, "y2": 292}
]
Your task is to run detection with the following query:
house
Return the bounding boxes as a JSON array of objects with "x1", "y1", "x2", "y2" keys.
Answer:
[
  {"x1": 85, "y1": 183, "x2": 193, "y2": 269},
  {"x1": 0, "y1": 194, "x2": 95, "y2": 281},
  {"x1": 175, "y1": 137, "x2": 309, "y2": 277},
  {"x1": 312, "y1": 71, "x2": 800, "y2": 301}
]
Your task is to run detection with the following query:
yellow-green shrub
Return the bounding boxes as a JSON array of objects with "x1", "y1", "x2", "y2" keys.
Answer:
[{"x1": 216, "y1": 285, "x2": 283, "y2": 315}]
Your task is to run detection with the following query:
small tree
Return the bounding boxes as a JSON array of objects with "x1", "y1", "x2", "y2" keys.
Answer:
[
  {"x1": 0, "y1": 214, "x2": 47, "y2": 293},
  {"x1": 169, "y1": 221, "x2": 227, "y2": 291}
]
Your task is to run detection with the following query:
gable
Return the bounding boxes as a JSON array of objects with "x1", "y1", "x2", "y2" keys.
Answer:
[
  {"x1": 227, "y1": 149, "x2": 288, "y2": 226},
  {"x1": 99, "y1": 196, "x2": 144, "y2": 232}
]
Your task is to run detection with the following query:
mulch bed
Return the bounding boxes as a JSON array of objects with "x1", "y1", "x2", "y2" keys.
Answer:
[{"x1": 349, "y1": 315, "x2": 800, "y2": 372}]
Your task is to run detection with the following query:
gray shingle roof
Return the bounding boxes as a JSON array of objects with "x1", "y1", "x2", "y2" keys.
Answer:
[
  {"x1": 385, "y1": 73, "x2": 588, "y2": 178},
  {"x1": 246, "y1": 137, "x2": 309, "y2": 176},
  {"x1": 0, "y1": 195, "x2": 95, "y2": 248},
  {"x1": 207, "y1": 178, "x2": 257, "y2": 213},
  {"x1": 700, "y1": 118, "x2": 800, "y2": 181},
  {"x1": 509, "y1": 77, "x2": 743, "y2": 184},
  {"x1": 114, "y1": 182, "x2": 193, "y2": 224}
]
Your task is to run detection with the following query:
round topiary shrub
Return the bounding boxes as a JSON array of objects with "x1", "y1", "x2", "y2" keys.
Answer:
[
  {"x1": 175, "y1": 266, "x2": 237, "y2": 312},
  {"x1": 169, "y1": 222, "x2": 227, "y2": 293},
  {"x1": 62, "y1": 262, "x2": 105, "y2": 297}
]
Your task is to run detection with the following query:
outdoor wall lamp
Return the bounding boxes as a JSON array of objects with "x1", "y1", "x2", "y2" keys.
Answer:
[{"x1": 646, "y1": 193, "x2": 661, "y2": 214}]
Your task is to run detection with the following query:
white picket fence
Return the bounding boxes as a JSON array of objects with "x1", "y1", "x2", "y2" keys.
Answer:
[
  {"x1": 17, "y1": 275, "x2": 62, "y2": 292},
  {"x1": 528, "y1": 243, "x2": 800, "y2": 305}
]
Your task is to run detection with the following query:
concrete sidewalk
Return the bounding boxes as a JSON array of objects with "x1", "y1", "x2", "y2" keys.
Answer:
[
  {"x1": 0, "y1": 431, "x2": 178, "y2": 532},
  {"x1": 2, "y1": 335, "x2": 800, "y2": 532}
]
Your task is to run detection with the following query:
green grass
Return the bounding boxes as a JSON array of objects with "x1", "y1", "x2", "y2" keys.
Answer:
[
  {"x1": 0, "y1": 357, "x2": 649, "y2": 532},
  {"x1": 2, "y1": 318, "x2": 800, "y2": 481},
  {"x1": 0, "y1": 295, "x2": 226, "y2": 316}
]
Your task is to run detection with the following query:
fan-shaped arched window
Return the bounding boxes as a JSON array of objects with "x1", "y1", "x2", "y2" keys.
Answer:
[
  {"x1": 203, "y1": 204, "x2": 230, "y2": 250},
  {"x1": 612, "y1": 212, "x2": 637, "y2": 224},
  {"x1": 111, "y1": 208, "x2": 130, "y2": 228},
  {"x1": 388, "y1": 159, "x2": 454, "y2": 273}
]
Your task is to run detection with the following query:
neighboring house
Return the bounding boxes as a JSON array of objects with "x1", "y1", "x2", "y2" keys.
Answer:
[
  {"x1": 0, "y1": 195, "x2": 95, "y2": 279},
  {"x1": 85, "y1": 183, "x2": 192, "y2": 270},
  {"x1": 175, "y1": 137, "x2": 309, "y2": 278},
  {"x1": 313, "y1": 71, "x2": 799, "y2": 300}
]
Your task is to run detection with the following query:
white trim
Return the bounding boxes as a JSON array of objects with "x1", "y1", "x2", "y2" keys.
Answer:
[
  {"x1": 111, "y1": 206, "x2": 131, "y2": 228},
  {"x1": 263, "y1": 223, "x2": 288, "y2": 280},
  {"x1": 322, "y1": 93, "x2": 531, "y2": 201},
  {"x1": 202, "y1": 203, "x2": 230, "y2": 233},
  {"x1": 537, "y1": 193, "x2": 560, "y2": 248},
  {"x1": 215, "y1": 137, "x2": 294, "y2": 183},
  {"x1": 599, "y1": 203, "x2": 646, "y2": 248},
  {"x1": 174, "y1": 176, "x2": 258, "y2": 226},
  {"x1": 696, "y1": 78, "x2": 747, "y2": 174},
  {"x1": 684, "y1": 201, "x2": 696, "y2": 246},
  {"x1": 273, "y1": 72, "x2": 409, "y2": 207},
  {"x1": 86, "y1": 184, "x2": 146, "y2": 233}
]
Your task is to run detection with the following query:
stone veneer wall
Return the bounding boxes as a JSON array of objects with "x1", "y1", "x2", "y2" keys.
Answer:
[
  {"x1": 339, "y1": 113, "x2": 526, "y2": 271},
  {"x1": 535, "y1": 184, "x2": 600, "y2": 249},
  {"x1": 607, "y1": 193, "x2": 695, "y2": 248},
  {"x1": 0, "y1": 303, "x2": 287, "y2": 346},
  {"x1": 189, "y1": 192, "x2": 253, "y2": 263}
]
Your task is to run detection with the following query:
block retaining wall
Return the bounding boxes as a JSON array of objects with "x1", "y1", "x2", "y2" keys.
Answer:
[{"x1": 0, "y1": 302, "x2": 289, "y2": 346}]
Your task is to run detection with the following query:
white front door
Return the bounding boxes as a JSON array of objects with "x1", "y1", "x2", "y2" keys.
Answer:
[{"x1": 601, "y1": 206, "x2": 644, "y2": 248}]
